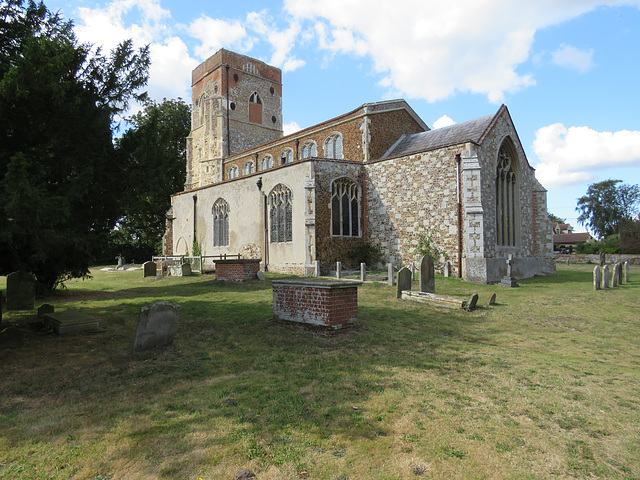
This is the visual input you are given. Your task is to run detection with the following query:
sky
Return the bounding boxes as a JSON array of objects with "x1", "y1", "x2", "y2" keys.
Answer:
[{"x1": 45, "y1": 0, "x2": 640, "y2": 233}]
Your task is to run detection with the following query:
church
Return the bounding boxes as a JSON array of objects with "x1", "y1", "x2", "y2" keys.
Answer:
[{"x1": 164, "y1": 49, "x2": 555, "y2": 283}]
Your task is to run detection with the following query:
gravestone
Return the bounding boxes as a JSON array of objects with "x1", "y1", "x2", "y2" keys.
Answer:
[
  {"x1": 388, "y1": 263, "x2": 395, "y2": 286},
  {"x1": 593, "y1": 265, "x2": 601, "y2": 290},
  {"x1": 6, "y1": 270, "x2": 35, "y2": 310},
  {"x1": 116, "y1": 255, "x2": 124, "y2": 269},
  {"x1": 443, "y1": 261, "x2": 452, "y2": 278},
  {"x1": 180, "y1": 263, "x2": 192, "y2": 276},
  {"x1": 134, "y1": 301, "x2": 180, "y2": 352},
  {"x1": 612, "y1": 264, "x2": 619, "y2": 287},
  {"x1": 360, "y1": 263, "x2": 366, "y2": 282},
  {"x1": 143, "y1": 261, "x2": 157, "y2": 278},
  {"x1": 38, "y1": 304, "x2": 55, "y2": 318},
  {"x1": 256, "y1": 270, "x2": 266, "y2": 281},
  {"x1": 617, "y1": 262, "x2": 623, "y2": 285},
  {"x1": 488, "y1": 293, "x2": 497, "y2": 305},
  {"x1": 463, "y1": 294, "x2": 479, "y2": 311},
  {"x1": 314, "y1": 260, "x2": 320, "y2": 277},
  {"x1": 336, "y1": 261, "x2": 342, "y2": 279},
  {"x1": 625, "y1": 261, "x2": 630, "y2": 282},
  {"x1": 602, "y1": 265, "x2": 610, "y2": 288},
  {"x1": 599, "y1": 252, "x2": 606, "y2": 267},
  {"x1": 396, "y1": 267, "x2": 412, "y2": 299},
  {"x1": 419, "y1": 255, "x2": 435, "y2": 293},
  {"x1": 409, "y1": 262, "x2": 416, "y2": 280},
  {"x1": 499, "y1": 255, "x2": 518, "y2": 287}
]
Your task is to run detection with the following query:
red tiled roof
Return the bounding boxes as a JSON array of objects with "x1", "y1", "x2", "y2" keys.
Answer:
[{"x1": 553, "y1": 233, "x2": 592, "y2": 244}]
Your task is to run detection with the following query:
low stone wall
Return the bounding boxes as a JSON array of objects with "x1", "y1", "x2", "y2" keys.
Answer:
[
  {"x1": 215, "y1": 259, "x2": 261, "y2": 281},
  {"x1": 272, "y1": 279, "x2": 362, "y2": 329},
  {"x1": 555, "y1": 254, "x2": 640, "y2": 265}
]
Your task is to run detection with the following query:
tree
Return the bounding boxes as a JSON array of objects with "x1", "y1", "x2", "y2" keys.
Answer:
[
  {"x1": 576, "y1": 179, "x2": 640, "y2": 239},
  {"x1": 0, "y1": 0, "x2": 150, "y2": 291},
  {"x1": 111, "y1": 98, "x2": 190, "y2": 260},
  {"x1": 548, "y1": 212, "x2": 565, "y2": 224}
]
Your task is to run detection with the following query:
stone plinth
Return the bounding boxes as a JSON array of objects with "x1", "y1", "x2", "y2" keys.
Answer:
[
  {"x1": 42, "y1": 311, "x2": 101, "y2": 335},
  {"x1": 216, "y1": 259, "x2": 261, "y2": 282},
  {"x1": 272, "y1": 279, "x2": 362, "y2": 329}
]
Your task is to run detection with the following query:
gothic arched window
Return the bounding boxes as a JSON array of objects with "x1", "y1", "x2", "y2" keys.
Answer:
[
  {"x1": 249, "y1": 92, "x2": 262, "y2": 124},
  {"x1": 331, "y1": 177, "x2": 360, "y2": 237},
  {"x1": 496, "y1": 139, "x2": 518, "y2": 246},
  {"x1": 212, "y1": 198, "x2": 230, "y2": 247},
  {"x1": 228, "y1": 166, "x2": 239, "y2": 179},
  {"x1": 243, "y1": 161, "x2": 255, "y2": 175},
  {"x1": 269, "y1": 184, "x2": 293, "y2": 242},
  {"x1": 260, "y1": 155, "x2": 274, "y2": 170},
  {"x1": 300, "y1": 141, "x2": 317, "y2": 159},
  {"x1": 279, "y1": 148, "x2": 293, "y2": 165},
  {"x1": 324, "y1": 132, "x2": 343, "y2": 159}
]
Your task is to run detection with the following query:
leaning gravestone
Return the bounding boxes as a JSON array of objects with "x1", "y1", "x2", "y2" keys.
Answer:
[
  {"x1": 625, "y1": 261, "x2": 630, "y2": 282},
  {"x1": 488, "y1": 293, "x2": 497, "y2": 305},
  {"x1": 396, "y1": 267, "x2": 412, "y2": 299},
  {"x1": 462, "y1": 294, "x2": 479, "y2": 311},
  {"x1": 602, "y1": 265, "x2": 610, "y2": 289},
  {"x1": 443, "y1": 261, "x2": 452, "y2": 278},
  {"x1": 420, "y1": 255, "x2": 435, "y2": 293},
  {"x1": 387, "y1": 263, "x2": 395, "y2": 286},
  {"x1": 142, "y1": 261, "x2": 157, "y2": 278},
  {"x1": 134, "y1": 302, "x2": 180, "y2": 352},
  {"x1": 6, "y1": 270, "x2": 35, "y2": 310},
  {"x1": 593, "y1": 265, "x2": 601, "y2": 290}
]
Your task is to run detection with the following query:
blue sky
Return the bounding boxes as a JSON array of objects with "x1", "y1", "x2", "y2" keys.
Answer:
[{"x1": 46, "y1": 0, "x2": 640, "y2": 232}]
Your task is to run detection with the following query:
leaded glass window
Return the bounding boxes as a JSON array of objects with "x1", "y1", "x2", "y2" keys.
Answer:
[
  {"x1": 324, "y1": 133, "x2": 343, "y2": 159},
  {"x1": 300, "y1": 141, "x2": 317, "y2": 159},
  {"x1": 212, "y1": 198, "x2": 230, "y2": 247},
  {"x1": 269, "y1": 184, "x2": 293, "y2": 242},
  {"x1": 496, "y1": 140, "x2": 518, "y2": 246},
  {"x1": 331, "y1": 177, "x2": 360, "y2": 236}
]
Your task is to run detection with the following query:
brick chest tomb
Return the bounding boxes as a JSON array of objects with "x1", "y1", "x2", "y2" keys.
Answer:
[
  {"x1": 272, "y1": 279, "x2": 363, "y2": 329},
  {"x1": 215, "y1": 259, "x2": 262, "y2": 281}
]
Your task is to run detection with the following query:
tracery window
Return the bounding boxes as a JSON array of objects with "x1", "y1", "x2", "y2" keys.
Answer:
[
  {"x1": 269, "y1": 184, "x2": 293, "y2": 243},
  {"x1": 228, "y1": 166, "x2": 239, "y2": 179},
  {"x1": 300, "y1": 141, "x2": 317, "y2": 159},
  {"x1": 261, "y1": 155, "x2": 274, "y2": 170},
  {"x1": 212, "y1": 198, "x2": 230, "y2": 247},
  {"x1": 496, "y1": 139, "x2": 518, "y2": 246},
  {"x1": 279, "y1": 148, "x2": 293, "y2": 164},
  {"x1": 324, "y1": 132, "x2": 343, "y2": 159},
  {"x1": 331, "y1": 177, "x2": 360, "y2": 237},
  {"x1": 242, "y1": 161, "x2": 255, "y2": 175}
]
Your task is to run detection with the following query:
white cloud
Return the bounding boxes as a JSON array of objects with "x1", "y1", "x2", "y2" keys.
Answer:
[
  {"x1": 432, "y1": 115, "x2": 456, "y2": 129},
  {"x1": 283, "y1": 121, "x2": 302, "y2": 136},
  {"x1": 149, "y1": 38, "x2": 199, "y2": 100},
  {"x1": 552, "y1": 44, "x2": 594, "y2": 73},
  {"x1": 533, "y1": 123, "x2": 640, "y2": 188},
  {"x1": 245, "y1": 11, "x2": 306, "y2": 72},
  {"x1": 189, "y1": 17, "x2": 253, "y2": 59},
  {"x1": 282, "y1": 0, "x2": 633, "y2": 103}
]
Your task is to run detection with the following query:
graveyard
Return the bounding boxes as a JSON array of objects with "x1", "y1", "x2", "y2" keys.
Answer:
[{"x1": 1, "y1": 263, "x2": 640, "y2": 480}]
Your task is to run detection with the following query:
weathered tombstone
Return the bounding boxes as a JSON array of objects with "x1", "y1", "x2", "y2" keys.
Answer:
[
  {"x1": 443, "y1": 261, "x2": 452, "y2": 278},
  {"x1": 419, "y1": 255, "x2": 435, "y2": 293},
  {"x1": 396, "y1": 267, "x2": 412, "y2": 299},
  {"x1": 116, "y1": 255, "x2": 124, "y2": 269},
  {"x1": 336, "y1": 261, "x2": 342, "y2": 279},
  {"x1": 599, "y1": 252, "x2": 606, "y2": 267},
  {"x1": 6, "y1": 270, "x2": 35, "y2": 310},
  {"x1": 463, "y1": 293, "x2": 479, "y2": 311},
  {"x1": 488, "y1": 293, "x2": 497, "y2": 305},
  {"x1": 593, "y1": 265, "x2": 601, "y2": 290},
  {"x1": 409, "y1": 262, "x2": 416, "y2": 280},
  {"x1": 360, "y1": 263, "x2": 366, "y2": 282},
  {"x1": 625, "y1": 261, "x2": 630, "y2": 282},
  {"x1": 612, "y1": 264, "x2": 619, "y2": 287},
  {"x1": 180, "y1": 263, "x2": 192, "y2": 276},
  {"x1": 143, "y1": 261, "x2": 157, "y2": 278},
  {"x1": 388, "y1": 263, "x2": 395, "y2": 286},
  {"x1": 256, "y1": 270, "x2": 266, "y2": 281},
  {"x1": 38, "y1": 304, "x2": 55, "y2": 318},
  {"x1": 499, "y1": 255, "x2": 518, "y2": 287},
  {"x1": 602, "y1": 265, "x2": 610, "y2": 288},
  {"x1": 133, "y1": 301, "x2": 180, "y2": 352},
  {"x1": 617, "y1": 262, "x2": 623, "y2": 285}
]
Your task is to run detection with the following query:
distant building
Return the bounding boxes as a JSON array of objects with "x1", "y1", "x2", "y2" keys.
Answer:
[
  {"x1": 164, "y1": 49, "x2": 555, "y2": 283},
  {"x1": 553, "y1": 232, "x2": 595, "y2": 252},
  {"x1": 553, "y1": 222, "x2": 574, "y2": 234}
]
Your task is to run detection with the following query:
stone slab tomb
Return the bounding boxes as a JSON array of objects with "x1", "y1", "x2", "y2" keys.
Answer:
[
  {"x1": 134, "y1": 301, "x2": 180, "y2": 352},
  {"x1": 215, "y1": 259, "x2": 261, "y2": 282},
  {"x1": 41, "y1": 311, "x2": 102, "y2": 335},
  {"x1": 6, "y1": 270, "x2": 35, "y2": 311},
  {"x1": 272, "y1": 279, "x2": 362, "y2": 329}
]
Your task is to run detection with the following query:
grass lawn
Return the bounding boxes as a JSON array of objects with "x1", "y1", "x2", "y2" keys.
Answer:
[{"x1": 1, "y1": 264, "x2": 639, "y2": 479}]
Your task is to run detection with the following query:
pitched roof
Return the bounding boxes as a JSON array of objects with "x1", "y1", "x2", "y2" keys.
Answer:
[
  {"x1": 382, "y1": 106, "x2": 505, "y2": 159},
  {"x1": 553, "y1": 233, "x2": 593, "y2": 244}
]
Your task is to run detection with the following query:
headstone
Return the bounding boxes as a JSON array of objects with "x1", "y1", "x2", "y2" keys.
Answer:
[
  {"x1": 133, "y1": 301, "x2": 180, "y2": 352},
  {"x1": 116, "y1": 255, "x2": 124, "y2": 269},
  {"x1": 625, "y1": 261, "x2": 630, "y2": 282},
  {"x1": 463, "y1": 293, "x2": 479, "y2": 311},
  {"x1": 599, "y1": 252, "x2": 606, "y2": 267},
  {"x1": 612, "y1": 265, "x2": 619, "y2": 287},
  {"x1": 396, "y1": 267, "x2": 412, "y2": 299},
  {"x1": 443, "y1": 261, "x2": 452, "y2": 278},
  {"x1": 593, "y1": 265, "x2": 601, "y2": 290},
  {"x1": 419, "y1": 255, "x2": 435, "y2": 293},
  {"x1": 256, "y1": 270, "x2": 266, "y2": 281},
  {"x1": 388, "y1": 263, "x2": 395, "y2": 286},
  {"x1": 315, "y1": 260, "x2": 320, "y2": 277},
  {"x1": 180, "y1": 263, "x2": 192, "y2": 276},
  {"x1": 143, "y1": 261, "x2": 157, "y2": 278},
  {"x1": 409, "y1": 262, "x2": 416, "y2": 280},
  {"x1": 488, "y1": 293, "x2": 497, "y2": 305},
  {"x1": 602, "y1": 265, "x2": 610, "y2": 288},
  {"x1": 360, "y1": 263, "x2": 366, "y2": 282},
  {"x1": 499, "y1": 255, "x2": 518, "y2": 287},
  {"x1": 617, "y1": 262, "x2": 623, "y2": 285},
  {"x1": 38, "y1": 304, "x2": 55, "y2": 318},
  {"x1": 336, "y1": 261, "x2": 342, "y2": 279},
  {"x1": 6, "y1": 270, "x2": 36, "y2": 311}
]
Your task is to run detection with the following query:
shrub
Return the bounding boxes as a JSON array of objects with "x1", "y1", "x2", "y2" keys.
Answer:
[{"x1": 346, "y1": 242, "x2": 383, "y2": 267}]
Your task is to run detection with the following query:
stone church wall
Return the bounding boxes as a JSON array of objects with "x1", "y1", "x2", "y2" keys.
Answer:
[{"x1": 368, "y1": 109, "x2": 427, "y2": 161}]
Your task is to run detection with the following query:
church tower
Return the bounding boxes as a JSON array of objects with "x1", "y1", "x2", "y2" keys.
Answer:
[{"x1": 185, "y1": 49, "x2": 283, "y2": 189}]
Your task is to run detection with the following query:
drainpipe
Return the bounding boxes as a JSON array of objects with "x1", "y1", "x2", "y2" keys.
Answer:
[
  {"x1": 225, "y1": 65, "x2": 231, "y2": 158},
  {"x1": 192, "y1": 194, "x2": 198, "y2": 248},
  {"x1": 295, "y1": 138, "x2": 300, "y2": 160},
  {"x1": 257, "y1": 177, "x2": 269, "y2": 271},
  {"x1": 456, "y1": 154, "x2": 463, "y2": 279}
]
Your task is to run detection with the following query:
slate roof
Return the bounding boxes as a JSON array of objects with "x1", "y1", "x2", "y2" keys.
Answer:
[
  {"x1": 382, "y1": 108, "x2": 502, "y2": 159},
  {"x1": 553, "y1": 233, "x2": 593, "y2": 244}
]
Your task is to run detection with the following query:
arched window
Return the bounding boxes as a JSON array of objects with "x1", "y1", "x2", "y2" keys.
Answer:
[
  {"x1": 269, "y1": 184, "x2": 293, "y2": 243},
  {"x1": 242, "y1": 161, "x2": 255, "y2": 175},
  {"x1": 249, "y1": 92, "x2": 262, "y2": 124},
  {"x1": 324, "y1": 132, "x2": 343, "y2": 159},
  {"x1": 279, "y1": 148, "x2": 293, "y2": 165},
  {"x1": 260, "y1": 155, "x2": 274, "y2": 170},
  {"x1": 496, "y1": 139, "x2": 518, "y2": 246},
  {"x1": 331, "y1": 177, "x2": 360, "y2": 236},
  {"x1": 300, "y1": 141, "x2": 318, "y2": 159},
  {"x1": 212, "y1": 198, "x2": 229, "y2": 247},
  {"x1": 228, "y1": 166, "x2": 239, "y2": 179}
]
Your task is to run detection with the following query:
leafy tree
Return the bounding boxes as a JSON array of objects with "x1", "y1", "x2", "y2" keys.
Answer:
[
  {"x1": 548, "y1": 212, "x2": 565, "y2": 224},
  {"x1": 111, "y1": 98, "x2": 190, "y2": 260},
  {"x1": 576, "y1": 179, "x2": 640, "y2": 239},
  {"x1": 0, "y1": 0, "x2": 150, "y2": 291},
  {"x1": 619, "y1": 218, "x2": 640, "y2": 253}
]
